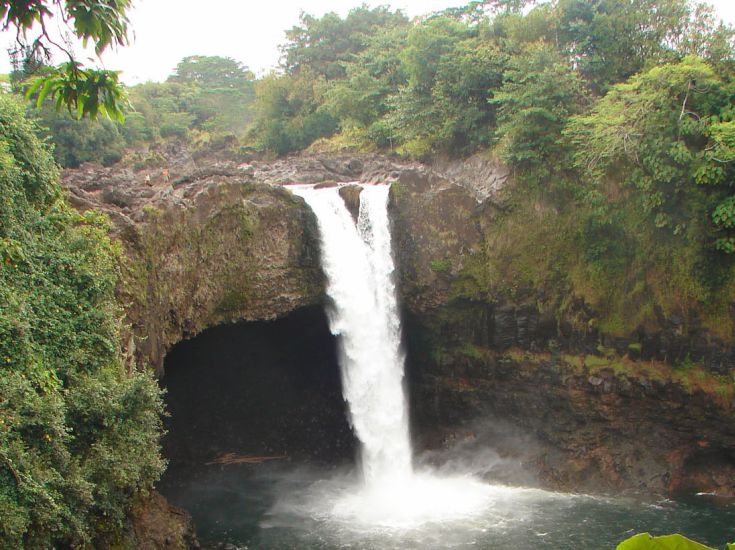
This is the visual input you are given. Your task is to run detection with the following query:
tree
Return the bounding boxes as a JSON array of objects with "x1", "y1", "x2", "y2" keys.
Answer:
[
  {"x1": 1, "y1": 0, "x2": 132, "y2": 119},
  {"x1": 493, "y1": 42, "x2": 588, "y2": 179},
  {"x1": 384, "y1": 17, "x2": 506, "y2": 157},
  {"x1": 34, "y1": 106, "x2": 126, "y2": 167},
  {"x1": 168, "y1": 56, "x2": 256, "y2": 135},
  {"x1": 491, "y1": 3, "x2": 557, "y2": 52},
  {"x1": 322, "y1": 22, "x2": 408, "y2": 132},
  {"x1": 249, "y1": 6, "x2": 410, "y2": 154},
  {"x1": 0, "y1": 94, "x2": 164, "y2": 548},
  {"x1": 438, "y1": 0, "x2": 535, "y2": 21},
  {"x1": 282, "y1": 6, "x2": 408, "y2": 80},
  {"x1": 674, "y1": 2, "x2": 735, "y2": 71},
  {"x1": 565, "y1": 56, "x2": 735, "y2": 249},
  {"x1": 250, "y1": 70, "x2": 338, "y2": 155},
  {"x1": 169, "y1": 55, "x2": 254, "y2": 89},
  {"x1": 125, "y1": 81, "x2": 199, "y2": 140},
  {"x1": 555, "y1": 0, "x2": 734, "y2": 93}
]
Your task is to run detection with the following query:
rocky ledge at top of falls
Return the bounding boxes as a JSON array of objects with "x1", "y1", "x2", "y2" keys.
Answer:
[{"x1": 61, "y1": 151, "x2": 503, "y2": 373}]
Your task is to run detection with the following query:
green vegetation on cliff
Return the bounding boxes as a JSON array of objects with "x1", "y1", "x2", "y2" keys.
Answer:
[
  {"x1": 0, "y1": 95, "x2": 165, "y2": 548},
  {"x1": 8, "y1": 1, "x2": 735, "y2": 341},
  {"x1": 482, "y1": 54, "x2": 735, "y2": 341}
]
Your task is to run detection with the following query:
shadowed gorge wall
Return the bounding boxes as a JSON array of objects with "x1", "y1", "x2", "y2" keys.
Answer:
[{"x1": 160, "y1": 305, "x2": 356, "y2": 468}]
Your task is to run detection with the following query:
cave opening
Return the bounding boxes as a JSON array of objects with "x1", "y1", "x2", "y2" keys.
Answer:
[{"x1": 156, "y1": 305, "x2": 357, "y2": 542}]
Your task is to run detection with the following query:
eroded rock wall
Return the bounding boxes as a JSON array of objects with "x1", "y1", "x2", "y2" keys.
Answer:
[
  {"x1": 390, "y1": 168, "x2": 735, "y2": 496},
  {"x1": 62, "y1": 153, "x2": 420, "y2": 372},
  {"x1": 120, "y1": 183, "x2": 324, "y2": 373},
  {"x1": 65, "y1": 166, "x2": 325, "y2": 373}
]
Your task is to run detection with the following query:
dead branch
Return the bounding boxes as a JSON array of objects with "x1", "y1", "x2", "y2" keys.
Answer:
[{"x1": 205, "y1": 452, "x2": 287, "y2": 466}]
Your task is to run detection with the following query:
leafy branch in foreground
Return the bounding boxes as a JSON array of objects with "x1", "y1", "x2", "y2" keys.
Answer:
[
  {"x1": 1, "y1": 0, "x2": 132, "y2": 119},
  {"x1": 26, "y1": 61, "x2": 127, "y2": 122},
  {"x1": 617, "y1": 532, "x2": 735, "y2": 550}
]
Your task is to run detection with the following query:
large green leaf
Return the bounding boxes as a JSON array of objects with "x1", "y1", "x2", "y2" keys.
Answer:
[{"x1": 617, "y1": 533, "x2": 716, "y2": 550}]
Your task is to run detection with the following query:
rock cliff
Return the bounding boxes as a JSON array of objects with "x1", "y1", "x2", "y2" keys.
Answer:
[
  {"x1": 390, "y1": 167, "x2": 735, "y2": 497},
  {"x1": 63, "y1": 154, "x2": 418, "y2": 372},
  {"x1": 62, "y1": 150, "x2": 735, "y2": 500}
]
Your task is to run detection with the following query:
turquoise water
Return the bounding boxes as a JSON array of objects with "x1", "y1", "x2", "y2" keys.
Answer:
[{"x1": 159, "y1": 463, "x2": 735, "y2": 549}]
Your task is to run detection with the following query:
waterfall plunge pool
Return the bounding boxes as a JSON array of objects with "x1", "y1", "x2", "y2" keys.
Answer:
[{"x1": 158, "y1": 461, "x2": 735, "y2": 549}]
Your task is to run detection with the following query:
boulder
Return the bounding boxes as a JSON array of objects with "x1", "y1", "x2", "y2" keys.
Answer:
[{"x1": 338, "y1": 184, "x2": 363, "y2": 223}]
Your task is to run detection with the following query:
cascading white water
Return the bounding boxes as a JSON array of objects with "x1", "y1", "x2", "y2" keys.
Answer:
[
  {"x1": 291, "y1": 183, "x2": 494, "y2": 528},
  {"x1": 292, "y1": 184, "x2": 412, "y2": 485}
]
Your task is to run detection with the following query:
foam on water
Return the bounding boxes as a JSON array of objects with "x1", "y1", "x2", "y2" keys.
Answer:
[{"x1": 330, "y1": 474, "x2": 502, "y2": 528}]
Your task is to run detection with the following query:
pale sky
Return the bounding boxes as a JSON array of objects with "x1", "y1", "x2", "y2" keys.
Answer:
[{"x1": 2, "y1": 0, "x2": 735, "y2": 84}]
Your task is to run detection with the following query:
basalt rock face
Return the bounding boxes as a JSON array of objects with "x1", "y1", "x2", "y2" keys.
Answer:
[
  {"x1": 391, "y1": 168, "x2": 735, "y2": 497},
  {"x1": 389, "y1": 167, "x2": 735, "y2": 373},
  {"x1": 404, "y1": 305, "x2": 735, "y2": 497},
  {"x1": 389, "y1": 169, "x2": 493, "y2": 312},
  {"x1": 62, "y1": 151, "x2": 735, "y2": 501},
  {"x1": 62, "y1": 153, "x2": 420, "y2": 373},
  {"x1": 77, "y1": 180, "x2": 321, "y2": 373},
  {"x1": 338, "y1": 184, "x2": 363, "y2": 223}
]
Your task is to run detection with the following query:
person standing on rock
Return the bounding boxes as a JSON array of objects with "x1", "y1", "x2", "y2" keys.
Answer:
[{"x1": 162, "y1": 168, "x2": 170, "y2": 184}]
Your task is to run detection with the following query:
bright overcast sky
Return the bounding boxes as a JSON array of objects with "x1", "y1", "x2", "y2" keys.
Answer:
[{"x1": 2, "y1": 0, "x2": 735, "y2": 84}]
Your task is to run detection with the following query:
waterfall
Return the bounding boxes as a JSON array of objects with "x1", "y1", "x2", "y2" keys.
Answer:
[
  {"x1": 290, "y1": 183, "x2": 492, "y2": 528},
  {"x1": 292, "y1": 184, "x2": 412, "y2": 485}
]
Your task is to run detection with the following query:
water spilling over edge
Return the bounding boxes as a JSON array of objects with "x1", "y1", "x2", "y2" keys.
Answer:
[
  {"x1": 291, "y1": 183, "x2": 499, "y2": 527},
  {"x1": 292, "y1": 184, "x2": 411, "y2": 485}
]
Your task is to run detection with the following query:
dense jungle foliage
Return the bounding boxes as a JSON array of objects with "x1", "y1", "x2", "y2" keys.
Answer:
[
  {"x1": 6, "y1": 0, "x2": 735, "y2": 340},
  {"x1": 14, "y1": 1, "x2": 732, "y2": 164},
  {"x1": 7, "y1": 53, "x2": 257, "y2": 168},
  {"x1": 239, "y1": 0, "x2": 735, "y2": 342},
  {"x1": 0, "y1": 94, "x2": 165, "y2": 548}
]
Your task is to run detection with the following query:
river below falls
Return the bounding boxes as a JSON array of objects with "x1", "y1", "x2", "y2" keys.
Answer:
[{"x1": 158, "y1": 462, "x2": 735, "y2": 549}]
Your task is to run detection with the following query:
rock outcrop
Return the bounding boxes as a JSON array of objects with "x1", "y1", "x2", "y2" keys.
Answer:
[
  {"x1": 338, "y1": 184, "x2": 363, "y2": 223},
  {"x1": 66, "y1": 175, "x2": 323, "y2": 372},
  {"x1": 389, "y1": 169, "x2": 493, "y2": 312},
  {"x1": 430, "y1": 152, "x2": 510, "y2": 204},
  {"x1": 390, "y1": 169, "x2": 735, "y2": 496},
  {"x1": 62, "y1": 153, "x2": 422, "y2": 372},
  {"x1": 405, "y1": 304, "x2": 735, "y2": 496}
]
